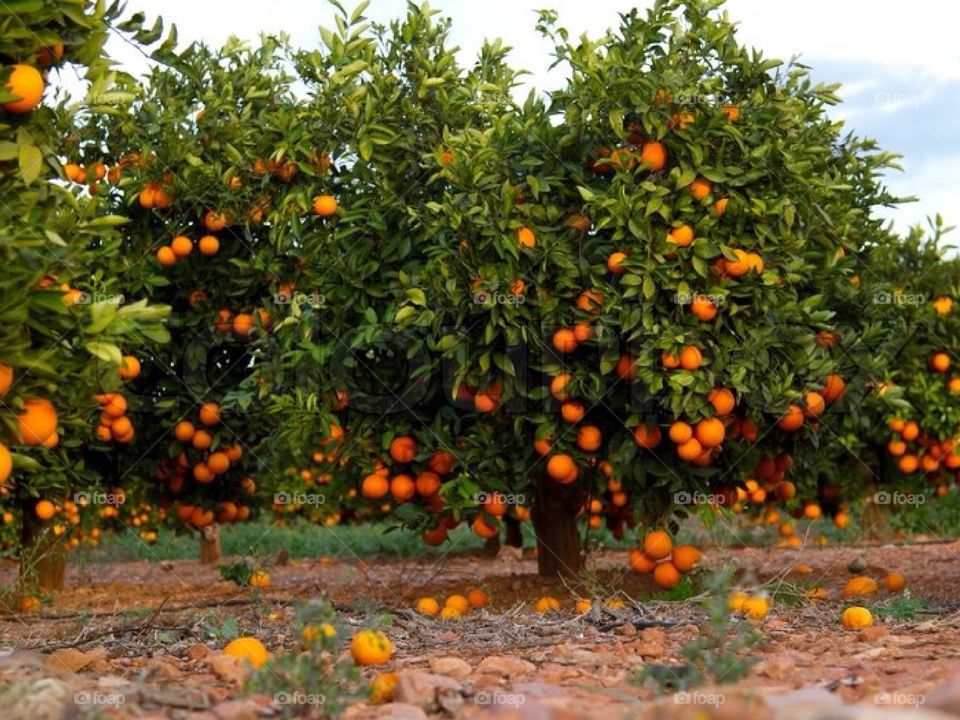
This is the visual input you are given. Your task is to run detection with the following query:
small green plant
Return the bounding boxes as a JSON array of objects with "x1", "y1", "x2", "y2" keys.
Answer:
[
  {"x1": 219, "y1": 561, "x2": 255, "y2": 586},
  {"x1": 247, "y1": 600, "x2": 365, "y2": 717},
  {"x1": 635, "y1": 565, "x2": 763, "y2": 692},
  {"x1": 203, "y1": 616, "x2": 239, "y2": 642},
  {"x1": 869, "y1": 592, "x2": 930, "y2": 621}
]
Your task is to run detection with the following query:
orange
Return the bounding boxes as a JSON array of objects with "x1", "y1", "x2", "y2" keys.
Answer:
[
  {"x1": 517, "y1": 226, "x2": 536, "y2": 248},
  {"x1": 822, "y1": 374, "x2": 846, "y2": 403},
  {"x1": 841, "y1": 607, "x2": 873, "y2": 629},
  {"x1": 615, "y1": 354, "x2": 636, "y2": 381},
  {"x1": 550, "y1": 373, "x2": 573, "y2": 401},
  {"x1": 232, "y1": 313, "x2": 255, "y2": 337},
  {"x1": 668, "y1": 421, "x2": 693, "y2": 445},
  {"x1": 689, "y1": 177, "x2": 712, "y2": 201},
  {"x1": 119, "y1": 355, "x2": 141, "y2": 381},
  {"x1": 546, "y1": 454, "x2": 578, "y2": 484},
  {"x1": 390, "y1": 474, "x2": 415, "y2": 502},
  {"x1": 472, "y1": 515, "x2": 499, "y2": 539},
  {"x1": 193, "y1": 463, "x2": 214, "y2": 483},
  {"x1": 708, "y1": 388, "x2": 735, "y2": 415},
  {"x1": 672, "y1": 545, "x2": 701, "y2": 572},
  {"x1": 171, "y1": 235, "x2": 193, "y2": 257},
  {"x1": 901, "y1": 421, "x2": 920, "y2": 441},
  {"x1": 667, "y1": 225, "x2": 694, "y2": 247},
  {"x1": 2, "y1": 65, "x2": 44, "y2": 114},
  {"x1": 156, "y1": 246, "x2": 177, "y2": 267},
  {"x1": 677, "y1": 437, "x2": 703, "y2": 461},
  {"x1": 607, "y1": 252, "x2": 627, "y2": 274},
  {"x1": 198, "y1": 235, "x2": 220, "y2": 256},
  {"x1": 695, "y1": 418, "x2": 725, "y2": 448},
  {"x1": 207, "y1": 452, "x2": 230, "y2": 475},
  {"x1": 931, "y1": 352, "x2": 950, "y2": 373},
  {"x1": 803, "y1": 391, "x2": 825, "y2": 418},
  {"x1": 198, "y1": 402, "x2": 221, "y2": 426},
  {"x1": 203, "y1": 210, "x2": 229, "y2": 232},
  {"x1": 416, "y1": 597, "x2": 440, "y2": 616},
  {"x1": 561, "y1": 401, "x2": 584, "y2": 424},
  {"x1": 0, "y1": 443, "x2": 11, "y2": 483},
  {"x1": 679, "y1": 345, "x2": 702, "y2": 370},
  {"x1": 223, "y1": 637, "x2": 270, "y2": 668},
  {"x1": 639, "y1": 141, "x2": 667, "y2": 171},
  {"x1": 444, "y1": 594, "x2": 469, "y2": 613},
  {"x1": 248, "y1": 570, "x2": 270, "y2": 588},
  {"x1": 643, "y1": 530, "x2": 673, "y2": 560},
  {"x1": 634, "y1": 424, "x2": 662, "y2": 449},
  {"x1": 34, "y1": 499, "x2": 56, "y2": 521},
  {"x1": 834, "y1": 512, "x2": 850, "y2": 529},
  {"x1": 933, "y1": 297, "x2": 953, "y2": 315},
  {"x1": 17, "y1": 398, "x2": 58, "y2": 445},
  {"x1": 414, "y1": 471, "x2": 441, "y2": 497},
  {"x1": 803, "y1": 503, "x2": 822, "y2": 520},
  {"x1": 573, "y1": 321, "x2": 594, "y2": 343},
  {"x1": 723, "y1": 104, "x2": 740, "y2": 121},
  {"x1": 884, "y1": 572, "x2": 905, "y2": 592},
  {"x1": 313, "y1": 195, "x2": 338, "y2": 217},
  {"x1": 628, "y1": 548, "x2": 656, "y2": 573},
  {"x1": 661, "y1": 351, "x2": 680, "y2": 369},
  {"x1": 362, "y1": 473, "x2": 389, "y2": 499},
  {"x1": 653, "y1": 561, "x2": 681, "y2": 589},
  {"x1": 466, "y1": 588, "x2": 488, "y2": 608},
  {"x1": 192, "y1": 430, "x2": 213, "y2": 450},
  {"x1": 174, "y1": 420, "x2": 196, "y2": 442},
  {"x1": 843, "y1": 576, "x2": 878, "y2": 598},
  {"x1": 777, "y1": 405, "x2": 804, "y2": 432},
  {"x1": 572, "y1": 424, "x2": 601, "y2": 452},
  {"x1": 576, "y1": 289, "x2": 604, "y2": 313},
  {"x1": 533, "y1": 436, "x2": 552, "y2": 455},
  {"x1": 389, "y1": 435, "x2": 417, "y2": 463},
  {"x1": 552, "y1": 328, "x2": 578, "y2": 354},
  {"x1": 110, "y1": 415, "x2": 133, "y2": 438},
  {"x1": 690, "y1": 295, "x2": 717, "y2": 321},
  {"x1": 535, "y1": 596, "x2": 561, "y2": 614},
  {"x1": 898, "y1": 454, "x2": 918, "y2": 474},
  {"x1": 0, "y1": 364, "x2": 13, "y2": 396}
]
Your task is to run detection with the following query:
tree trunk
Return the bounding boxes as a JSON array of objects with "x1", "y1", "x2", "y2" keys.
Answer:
[
  {"x1": 532, "y1": 480, "x2": 584, "y2": 577},
  {"x1": 504, "y1": 515, "x2": 523, "y2": 548},
  {"x1": 20, "y1": 501, "x2": 65, "y2": 591},
  {"x1": 199, "y1": 523, "x2": 221, "y2": 563}
]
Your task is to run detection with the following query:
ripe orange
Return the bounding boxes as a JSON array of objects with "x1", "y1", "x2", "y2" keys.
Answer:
[
  {"x1": 653, "y1": 561, "x2": 681, "y2": 589},
  {"x1": 615, "y1": 354, "x2": 636, "y2": 380},
  {"x1": 677, "y1": 437, "x2": 704, "y2": 461},
  {"x1": 884, "y1": 572, "x2": 905, "y2": 592},
  {"x1": 933, "y1": 297, "x2": 953, "y2": 315},
  {"x1": 472, "y1": 515, "x2": 499, "y2": 539},
  {"x1": 533, "y1": 437, "x2": 552, "y2": 456},
  {"x1": 898, "y1": 454, "x2": 918, "y2": 474},
  {"x1": 199, "y1": 402, "x2": 221, "y2": 426},
  {"x1": 350, "y1": 630, "x2": 394, "y2": 666},
  {"x1": 517, "y1": 226, "x2": 536, "y2": 248},
  {"x1": 672, "y1": 545, "x2": 701, "y2": 572},
  {"x1": 679, "y1": 345, "x2": 702, "y2": 370},
  {"x1": 0, "y1": 364, "x2": 12, "y2": 396},
  {"x1": 803, "y1": 503, "x2": 822, "y2": 520},
  {"x1": 198, "y1": 235, "x2": 220, "y2": 256},
  {"x1": 17, "y1": 398, "x2": 58, "y2": 445},
  {"x1": 708, "y1": 388, "x2": 735, "y2": 415},
  {"x1": 207, "y1": 451, "x2": 230, "y2": 475},
  {"x1": 661, "y1": 350, "x2": 680, "y2": 369},
  {"x1": 362, "y1": 473, "x2": 389, "y2": 499},
  {"x1": 390, "y1": 474, "x2": 415, "y2": 502},
  {"x1": 313, "y1": 195, "x2": 338, "y2": 217},
  {"x1": 607, "y1": 252, "x2": 627, "y2": 274},
  {"x1": 546, "y1": 454, "x2": 578, "y2": 484},
  {"x1": 667, "y1": 225, "x2": 694, "y2": 247},
  {"x1": 192, "y1": 430, "x2": 213, "y2": 450},
  {"x1": 414, "y1": 471, "x2": 441, "y2": 497},
  {"x1": 171, "y1": 235, "x2": 193, "y2": 257},
  {"x1": 118, "y1": 355, "x2": 141, "y2": 381},
  {"x1": 633, "y1": 424, "x2": 662, "y2": 449},
  {"x1": 843, "y1": 576, "x2": 878, "y2": 598},
  {"x1": 389, "y1": 435, "x2": 417, "y2": 463},
  {"x1": 174, "y1": 420, "x2": 196, "y2": 442},
  {"x1": 552, "y1": 328, "x2": 578, "y2": 354},
  {"x1": 573, "y1": 321, "x2": 594, "y2": 343},
  {"x1": 535, "y1": 596, "x2": 561, "y2": 614},
  {"x1": 203, "y1": 210, "x2": 229, "y2": 232},
  {"x1": 639, "y1": 141, "x2": 667, "y2": 171},
  {"x1": 723, "y1": 104, "x2": 740, "y2": 121},
  {"x1": 803, "y1": 391, "x2": 825, "y2": 418},
  {"x1": 690, "y1": 295, "x2": 717, "y2": 321},
  {"x1": 110, "y1": 415, "x2": 132, "y2": 438},
  {"x1": 466, "y1": 588, "x2": 489, "y2": 608},
  {"x1": 643, "y1": 530, "x2": 673, "y2": 560},
  {"x1": 550, "y1": 373, "x2": 573, "y2": 401},
  {"x1": 575, "y1": 289, "x2": 604, "y2": 313},
  {"x1": 576, "y1": 425, "x2": 602, "y2": 452},
  {"x1": 628, "y1": 548, "x2": 656, "y2": 573},
  {"x1": 689, "y1": 177, "x2": 712, "y2": 200},
  {"x1": 156, "y1": 246, "x2": 177, "y2": 266},
  {"x1": 695, "y1": 418, "x2": 725, "y2": 448},
  {"x1": 901, "y1": 421, "x2": 919, "y2": 441},
  {"x1": 821, "y1": 374, "x2": 846, "y2": 403},
  {"x1": 668, "y1": 421, "x2": 693, "y2": 445},
  {"x1": 193, "y1": 463, "x2": 214, "y2": 483},
  {"x1": 0, "y1": 443, "x2": 11, "y2": 483},
  {"x1": 561, "y1": 401, "x2": 584, "y2": 424},
  {"x1": 34, "y1": 499, "x2": 56, "y2": 521},
  {"x1": 777, "y1": 405, "x2": 804, "y2": 432},
  {"x1": 931, "y1": 352, "x2": 951, "y2": 373},
  {"x1": 714, "y1": 197, "x2": 729, "y2": 216},
  {"x1": 2, "y1": 65, "x2": 44, "y2": 114}
]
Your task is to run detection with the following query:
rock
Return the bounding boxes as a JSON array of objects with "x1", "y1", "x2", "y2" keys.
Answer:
[
  {"x1": 476, "y1": 655, "x2": 537, "y2": 678},
  {"x1": 207, "y1": 654, "x2": 248, "y2": 686},
  {"x1": 44, "y1": 647, "x2": 105, "y2": 673},
  {"x1": 757, "y1": 655, "x2": 796, "y2": 681},
  {"x1": 187, "y1": 643, "x2": 212, "y2": 660},
  {"x1": 3, "y1": 678, "x2": 71, "y2": 720},
  {"x1": 613, "y1": 624, "x2": 637, "y2": 636},
  {"x1": 374, "y1": 704, "x2": 429, "y2": 719},
  {"x1": 857, "y1": 626, "x2": 889, "y2": 642},
  {"x1": 394, "y1": 671, "x2": 462, "y2": 711},
  {"x1": 211, "y1": 698, "x2": 264, "y2": 720},
  {"x1": 633, "y1": 627, "x2": 666, "y2": 658},
  {"x1": 146, "y1": 658, "x2": 182, "y2": 679},
  {"x1": 512, "y1": 682, "x2": 568, "y2": 699},
  {"x1": 428, "y1": 656, "x2": 472, "y2": 678}
]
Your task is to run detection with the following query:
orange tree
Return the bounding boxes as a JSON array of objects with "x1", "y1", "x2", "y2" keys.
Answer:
[
  {"x1": 250, "y1": 0, "x2": 912, "y2": 578},
  {"x1": 0, "y1": 0, "x2": 169, "y2": 594}
]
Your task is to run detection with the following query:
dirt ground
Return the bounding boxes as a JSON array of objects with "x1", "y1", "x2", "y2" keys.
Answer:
[{"x1": 3, "y1": 541, "x2": 960, "y2": 719}]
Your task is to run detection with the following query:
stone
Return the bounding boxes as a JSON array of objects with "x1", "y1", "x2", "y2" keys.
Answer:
[
  {"x1": 757, "y1": 655, "x2": 796, "y2": 681},
  {"x1": 187, "y1": 643, "x2": 212, "y2": 660},
  {"x1": 428, "y1": 656, "x2": 472, "y2": 678},
  {"x1": 857, "y1": 626, "x2": 889, "y2": 642},
  {"x1": 208, "y1": 654, "x2": 248, "y2": 686},
  {"x1": 476, "y1": 655, "x2": 537, "y2": 678},
  {"x1": 146, "y1": 658, "x2": 182, "y2": 678},
  {"x1": 44, "y1": 647, "x2": 105, "y2": 673},
  {"x1": 394, "y1": 671, "x2": 462, "y2": 711}
]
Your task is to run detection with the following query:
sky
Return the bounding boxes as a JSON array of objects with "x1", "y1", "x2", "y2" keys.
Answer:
[{"x1": 100, "y1": 0, "x2": 960, "y2": 239}]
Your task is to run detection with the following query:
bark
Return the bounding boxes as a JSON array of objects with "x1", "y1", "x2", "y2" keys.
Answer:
[
  {"x1": 504, "y1": 515, "x2": 523, "y2": 548},
  {"x1": 199, "y1": 523, "x2": 221, "y2": 563},
  {"x1": 532, "y1": 479, "x2": 584, "y2": 577},
  {"x1": 20, "y1": 501, "x2": 65, "y2": 591}
]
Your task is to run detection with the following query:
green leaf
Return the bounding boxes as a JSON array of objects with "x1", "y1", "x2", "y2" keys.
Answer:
[
  {"x1": 85, "y1": 341, "x2": 123, "y2": 365},
  {"x1": 18, "y1": 143, "x2": 42, "y2": 185},
  {"x1": 577, "y1": 185, "x2": 595, "y2": 201}
]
